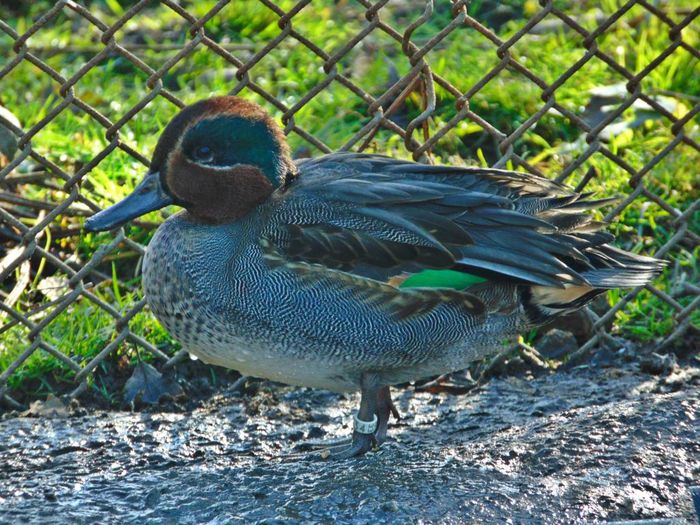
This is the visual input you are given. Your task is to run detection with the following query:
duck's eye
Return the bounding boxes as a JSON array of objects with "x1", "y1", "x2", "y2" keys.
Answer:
[{"x1": 193, "y1": 145, "x2": 213, "y2": 163}]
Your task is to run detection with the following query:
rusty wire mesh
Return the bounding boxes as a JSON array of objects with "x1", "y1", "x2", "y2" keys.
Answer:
[{"x1": 0, "y1": 0, "x2": 698, "y2": 407}]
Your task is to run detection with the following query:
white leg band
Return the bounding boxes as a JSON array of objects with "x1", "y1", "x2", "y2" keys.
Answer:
[{"x1": 353, "y1": 413, "x2": 378, "y2": 434}]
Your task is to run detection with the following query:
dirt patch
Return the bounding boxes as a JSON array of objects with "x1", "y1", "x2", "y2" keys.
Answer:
[{"x1": 1, "y1": 356, "x2": 699, "y2": 524}]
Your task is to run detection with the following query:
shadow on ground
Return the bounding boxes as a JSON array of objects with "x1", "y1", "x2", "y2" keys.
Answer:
[{"x1": 0, "y1": 358, "x2": 699, "y2": 524}]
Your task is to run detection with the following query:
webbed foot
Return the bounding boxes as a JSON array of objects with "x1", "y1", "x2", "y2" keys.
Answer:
[
  {"x1": 288, "y1": 379, "x2": 400, "y2": 460},
  {"x1": 293, "y1": 435, "x2": 353, "y2": 452},
  {"x1": 320, "y1": 380, "x2": 399, "y2": 459},
  {"x1": 322, "y1": 431, "x2": 377, "y2": 460}
]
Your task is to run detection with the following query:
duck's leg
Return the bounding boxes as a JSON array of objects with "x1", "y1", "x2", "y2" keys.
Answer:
[
  {"x1": 294, "y1": 384, "x2": 398, "y2": 455},
  {"x1": 375, "y1": 386, "x2": 400, "y2": 444},
  {"x1": 326, "y1": 373, "x2": 382, "y2": 459}
]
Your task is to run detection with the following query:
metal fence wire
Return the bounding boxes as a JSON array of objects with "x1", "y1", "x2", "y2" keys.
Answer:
[{"x1": 0, "y1": 0, "x2": 698, "y2": 407}]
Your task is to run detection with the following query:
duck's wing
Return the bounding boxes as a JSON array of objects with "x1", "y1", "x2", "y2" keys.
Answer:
[{"x1": 263, "y1": 153, "x2": 662, "y2": 320}]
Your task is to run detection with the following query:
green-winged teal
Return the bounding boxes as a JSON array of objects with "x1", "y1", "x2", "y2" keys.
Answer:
[{"x1": 85, "y1": 96, "x2": 664, "y2": 458}]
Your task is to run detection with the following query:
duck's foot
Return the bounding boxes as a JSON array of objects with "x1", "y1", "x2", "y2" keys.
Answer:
[
  {"x1": 319, "y1": 378, "x2": 399, "y2": 460},
  {"x1": 293, "y1": 435, "x2": 352, "y2": 451},
  {"x1": 295, "y1": 384, "x2": 399, "y2": 454},
  {"x1": 322, "y1": 431, "x2": 377, "y2": 460}
]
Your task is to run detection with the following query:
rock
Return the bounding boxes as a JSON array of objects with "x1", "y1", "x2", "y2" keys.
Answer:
[
  {"x1": 529, "y1": 398, "x2": 567, "y2": 417},
  {"x1": 590, "y1": 346, "x2": 618, "y2": 367},
  {"x1": 382, "y1": 500, "x2": 399, "y2": 512},
  {"x1": 639, "y1": 352, "x2": 678, "y2": 376},
  {"x1": 541, "y1": 309, "x2": 595, "y2": 341},
  {"x1": 144, "y1": 488, "x2": 161, "y2": 508},
  {"x1": 187, "y1": 376, "x2": 213, "y2": 397},
  {"x1": 661, "y1": 367, "x2": 700, "y2": 391},
  {"x1": 536, "y1": 329, "x2": 579, "y2": 359},
  {"x1": 306, "y1": 426, "x2": 325, "y2": 439},
  {"x1": 123, "y1": 362, "x2": 184, "y2": 405},
  {"x1": 22, "y1": 395, "x2": 71, "y2": 418}
]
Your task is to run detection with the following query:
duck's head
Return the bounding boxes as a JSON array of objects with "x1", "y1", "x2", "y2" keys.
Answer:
[{"x1": 84, "y1": 96, "x2": 294, "y2": 232}]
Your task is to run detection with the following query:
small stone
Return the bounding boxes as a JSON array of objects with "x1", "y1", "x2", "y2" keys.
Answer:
[
  {"x1": 287, "y1": 430, "x2": 304, "y2": 442},
  {"x1": 319, "y1": 448, "x2": 331, "y2": 460},
  {"x1": 23, "y1": 395, "x2": 70, "y2": 419},
  {"x1": 309, "y1": 413, "x2": 330, "y2": 424},
  {"x1": 144, "y1": 488, "x2": 161, "y2": 508},
  {"x1": 640, "y1": 352, "x2": 678, "y2": 376},
  {"x1": 188, "y1": 376, "x2": 212, "y2": 396},
  {"x1": 536, "y1": 329, "x2": 578, "y2": 359},
  {"x1": 382, "y1": 500, "x2": 399, "y2": 512},
  {"x1": 306, "y1": 425, "x2": 325, "y2": 439},
  {"x1": 502, "y1": 356, "x2": 526, "y2": 375},
  {"x1": 592, "y1": 345, "x2": 627, "y2": 367},
  {"x1": 529, "y1": 398, "x2": 566, "y2": 417},
  {"x1": 543, "y1": 308, "x2": 596, "y2": 340},
  {"x1": 124, "y1": 362, "x2": 184, "y2": 405}
]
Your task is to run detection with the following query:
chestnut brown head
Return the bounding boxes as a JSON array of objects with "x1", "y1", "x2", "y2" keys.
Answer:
[{"x1": 85, "y1": 96, "x2": 295, "y2": 232}]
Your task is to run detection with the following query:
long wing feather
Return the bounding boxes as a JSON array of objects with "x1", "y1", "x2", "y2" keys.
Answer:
[{"x1": 264, "y1": 153, "x2": 663, "y2": 295}]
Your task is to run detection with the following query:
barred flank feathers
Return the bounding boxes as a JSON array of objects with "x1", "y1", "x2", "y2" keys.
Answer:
[{"x1": 277, "y1": 153, "x2": 667, "y2": 326}]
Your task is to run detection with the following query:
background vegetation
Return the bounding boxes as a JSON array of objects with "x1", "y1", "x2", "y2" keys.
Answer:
[{"x1": 0, "y1": 0, "x2": 698, "y2": 404}]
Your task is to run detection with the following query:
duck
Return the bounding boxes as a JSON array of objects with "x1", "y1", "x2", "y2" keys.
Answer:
[{"x1": 85, "y1": 96, "x2": 665, "y2": 458}]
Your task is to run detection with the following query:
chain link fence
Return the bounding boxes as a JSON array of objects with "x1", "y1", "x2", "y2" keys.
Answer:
[{"x1": 0, "y1": 0, "x2": 698, "y2": 408}]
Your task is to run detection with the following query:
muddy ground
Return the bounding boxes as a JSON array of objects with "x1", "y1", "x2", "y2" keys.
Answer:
[{"x1": 0, "y1": 351, "x2": 699, "y2": 525}]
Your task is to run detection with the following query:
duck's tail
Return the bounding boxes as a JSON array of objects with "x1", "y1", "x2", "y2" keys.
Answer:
[{"x1": 521, "y1": 245, "x2": 666, "y2": 325}]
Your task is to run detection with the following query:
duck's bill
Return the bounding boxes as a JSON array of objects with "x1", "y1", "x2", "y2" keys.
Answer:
[{"x1": 84, "y1": 171, "x2": 174, "y2": 232}]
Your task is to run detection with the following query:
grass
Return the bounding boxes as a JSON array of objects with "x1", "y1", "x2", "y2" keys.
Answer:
[{"x1": 0, "y1": 0, "x2": 698, "y2": 403}]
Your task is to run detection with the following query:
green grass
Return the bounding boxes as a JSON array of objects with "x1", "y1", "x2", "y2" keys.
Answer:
[{"x1": 0, "y1": 0, "x2": 698, "y2": 402}]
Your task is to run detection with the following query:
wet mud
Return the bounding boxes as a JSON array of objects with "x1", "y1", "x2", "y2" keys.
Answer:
[{"x1": 1, "y1": 358, "x2": 699, "y2": 524}]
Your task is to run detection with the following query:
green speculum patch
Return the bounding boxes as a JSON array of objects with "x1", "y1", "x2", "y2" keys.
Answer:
[{"x1": 399, "y1": 269, "x2": 487, "y2": 290}]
